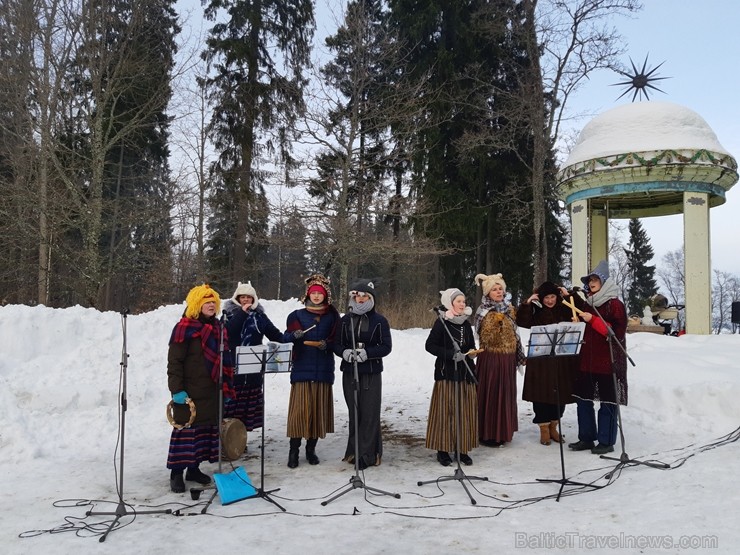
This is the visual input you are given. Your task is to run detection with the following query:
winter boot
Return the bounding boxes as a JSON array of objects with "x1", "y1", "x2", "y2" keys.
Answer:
[
  {"x1": 549, "y1": 421, "x2": 564, "y2": 443},
  {"x1": 436, "y1": 451, "x2": 452, "y2": 466},
  {"x1": 539, "y1": 423, "x2": 551, "y2": 446},
  {"x1": 185, "y1": 466, "x2": 212, "y2": 485},
  {"x1": 170, "y1": 469, "x2": 185, "y2": 493},
  {"x1": 288, "y1": 438, "x2": 301, "y2": 468},
  {"x1": 305, "y1": 438, "x2": 320, "y2": 465}
]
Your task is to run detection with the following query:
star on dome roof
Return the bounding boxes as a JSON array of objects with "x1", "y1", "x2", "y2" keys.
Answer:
[{"x1": 611, "y1": 55, "x2": 670, "y2": 101}]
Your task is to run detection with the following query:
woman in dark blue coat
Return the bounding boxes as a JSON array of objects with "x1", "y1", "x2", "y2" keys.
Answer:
[
  {"x1": 333, "y1": 279, "x2": 392, "y2": 470},
  {"x1": 223, "y1": 281, "x2": 283, "y2": 432},
  {"x1": 283, "y1": 274, "x2": 339, "y2": 468}
]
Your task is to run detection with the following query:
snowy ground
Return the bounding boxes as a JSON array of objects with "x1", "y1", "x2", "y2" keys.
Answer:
[{"x1": 1, "y1": 300, "x2": 739, "y2": 554}]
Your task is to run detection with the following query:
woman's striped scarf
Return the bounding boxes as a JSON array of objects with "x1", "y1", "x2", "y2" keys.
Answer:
[{"x1": 170, "y1": 317, "x2": 235, "y2": 399}]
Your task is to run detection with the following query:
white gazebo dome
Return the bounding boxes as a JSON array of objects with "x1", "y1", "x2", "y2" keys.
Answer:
[
  {"x1": 559, "y1": 101, "x2": 737, "y2": 218},
  {"x1": 565, "y1": 101, "x2": 731, "y2": 167}
]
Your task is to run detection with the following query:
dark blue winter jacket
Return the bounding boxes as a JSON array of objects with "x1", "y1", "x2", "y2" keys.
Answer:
[
  {"x1": 283, "y1": 305, "x2": 339, "y2": 384},
  {"x1": 333, "y1": 309, "x2": 392, "y2": 374}
]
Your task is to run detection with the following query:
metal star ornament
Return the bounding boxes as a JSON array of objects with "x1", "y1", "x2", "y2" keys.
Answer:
[{"x1": 612, "y1": 55, "x2": 670, "y2": 101}]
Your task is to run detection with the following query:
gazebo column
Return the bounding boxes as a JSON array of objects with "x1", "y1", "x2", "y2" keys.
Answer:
[
  {"x1": 570, "y1": 200, "x2": 589, "y2": 285},
  {"x1": 683, "y1": 191, "x2": 711, "y2": 334},
  {"x1": 590, "y1": 203, "x2": 609, "y2": 270}
]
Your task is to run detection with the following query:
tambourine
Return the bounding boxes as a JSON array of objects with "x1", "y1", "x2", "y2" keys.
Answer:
[{"x1": 166, "y1": 397, "x2": 197, "y2": 430}]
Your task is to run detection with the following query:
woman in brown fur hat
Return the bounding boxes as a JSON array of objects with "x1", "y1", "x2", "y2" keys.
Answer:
[
  {"x1": 474, "y1": 273, "x2": 523, "y2": 447},
  {"x1": 516, "y1": 281, "x2": 579, "y2": 445}
]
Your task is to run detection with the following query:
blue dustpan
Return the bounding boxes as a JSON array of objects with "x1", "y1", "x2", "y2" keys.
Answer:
[{"x1": 213, "y1": 466, "x2": 256, "y2": 505}]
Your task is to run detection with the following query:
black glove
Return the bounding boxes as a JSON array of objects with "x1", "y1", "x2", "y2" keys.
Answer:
[
  {"x1": 293, "y1": 329, "x2": 305, "y2": 340},
  {"x1": 317, "y1": 340, "x2": 327, "y2": 350}
]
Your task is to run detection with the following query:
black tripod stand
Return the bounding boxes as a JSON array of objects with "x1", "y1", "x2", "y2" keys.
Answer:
[
  {"x1": 87, "y1": 310, "x2": 171, "y2": 542},
  {"x1": 531, "y1": 323, "x2": 603, "y2": 501},
  {"x1": 589, "y1": 303, "x2": 670, "y2": 476},
  {"x1": 418, "y1": 310, "x2": 488, "y2": 505},
  {"x1": 241, "y1": 343, "x2": 291, "y2": 511},
  {"x1": 322, "y1": 307, "x2": 400, "y2": 506}
]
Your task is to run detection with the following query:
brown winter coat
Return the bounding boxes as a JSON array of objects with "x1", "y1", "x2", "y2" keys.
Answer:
[{"x1": 168, "y1": 337, "x2": 220, "y2": 427}]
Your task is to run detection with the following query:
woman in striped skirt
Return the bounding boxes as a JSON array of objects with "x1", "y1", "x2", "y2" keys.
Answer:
[
  {"x1": 166, "y1": 284, "x2": 235, "y2": 493},
  {"x1": 283, "y1": 274, "x2": 339, "y2": 468},
  {"x1": 424, "y1": 288, "x2": 479, "y2": 466}
]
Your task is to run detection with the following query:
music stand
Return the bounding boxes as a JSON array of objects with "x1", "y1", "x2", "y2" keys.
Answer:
[
  {"x1": 589, "y1": 304, "x2": 670, "y2": 476},
  {"x1": 87, "y1": 311, "x2": 171, "y2": 542},
  {"x1": 418, "y1": 310, "x2": 488, "y2": 505},
  {"x1": 529, "y1": 322, "x2": 603, "y2": 501},
  {"x1": 238, "y1": 342, "x2": 292, "y2": 511},
  {"x1": 322, "y1": 309, "x2": 400, "y2": 506}
]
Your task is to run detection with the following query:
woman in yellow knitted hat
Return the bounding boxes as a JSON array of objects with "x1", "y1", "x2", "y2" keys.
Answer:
[{"x1": 166, "y1": 284, "x2": 235, "y2": 493}]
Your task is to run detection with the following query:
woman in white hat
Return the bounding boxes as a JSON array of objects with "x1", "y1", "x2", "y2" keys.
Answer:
[{"x1": 424, "y1": 288, "x2": 479, "y2": 466}]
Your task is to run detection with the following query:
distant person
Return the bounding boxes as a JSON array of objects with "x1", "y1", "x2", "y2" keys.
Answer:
[
  {"x1": 283, "y1": 274, "x2": 339, "y2": 468},
  {"x1": 333, "y1": 279, "x2": 392, "y2": 470},
  {"x1": 516, "y1": 281, "x2": 579, "y2": 445},
  {"x1": 568, "y1": 260, "x2": 628, "y2": 455},
  {"x1": 166, "y1": 284, "x2": 234, "y2": 493},
  {"x1": 474, "y1": 273, "x2": 523, "y2": 447},
  {"x1": 425, "y1": 288, "x2": 478, "y2": 466},
  {"x1": 223, "y1": 281, "x2": 283, "y2": 433}
]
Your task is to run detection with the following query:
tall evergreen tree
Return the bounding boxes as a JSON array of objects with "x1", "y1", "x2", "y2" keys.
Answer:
[
  {"x1": 625, "y1": 218, "x2": 658, "y2": 314},
  {"x1": 202, "y1": 0, "x2": 314, "y2": 284},
  {"x1": 388, "y1": 0, "x2": 534, "y2": 295}
]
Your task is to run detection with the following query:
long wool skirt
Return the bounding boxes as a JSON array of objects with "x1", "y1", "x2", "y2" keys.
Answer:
[
  {"x1": 477, "y1": 351, "x2": 518, "y2": 443},
  {"x1": 166, "y1": 424, "x2": 220, "y2": 470},
  {"x1": 425, "y1": 380, "x2": 478, "y2": 454},
  {"x1": 223, "y1": 375, "x2": 264, "y2": 431},
  {"x1": 286, "y1": 381, "x2": 334, "y2": 439}
]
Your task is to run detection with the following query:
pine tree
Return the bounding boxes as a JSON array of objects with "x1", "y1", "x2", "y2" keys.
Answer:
[
  {"x1": 625, "y1": 218, "x2": 658, "y2": 314},
  {"x1": 202, "y1": 0, "x2": 314, "y2": 284}
]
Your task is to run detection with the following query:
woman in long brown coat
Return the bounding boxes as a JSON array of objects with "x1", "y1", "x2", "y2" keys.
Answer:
[
  {"x1": 166, "y1": 284, "x2": 234, "y2": 493},
  {"x1": 516, "y1": 281, "x2": 579, "y2": 445},
  {"x1": 474, "y1": 273, "x2": 523, "y2": 446}
]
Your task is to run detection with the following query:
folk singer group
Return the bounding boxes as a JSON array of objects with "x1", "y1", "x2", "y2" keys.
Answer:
[{"x1": 165, "y1": 261, "x2": 627, "y2": 494}]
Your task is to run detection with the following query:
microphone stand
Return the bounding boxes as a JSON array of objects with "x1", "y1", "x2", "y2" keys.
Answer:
[
  {"x1": 418, "y1": 309, "x2": 488, "y2": 505},
  {"x1": 322, "y1": 306, "x2": 400, "y2": 506},
  {"x1": 87, "y1": 310, "x2": 171, "y2": 542},
  {"x1": 588, "y1": 301, "x2": 670, "y2": 476}
]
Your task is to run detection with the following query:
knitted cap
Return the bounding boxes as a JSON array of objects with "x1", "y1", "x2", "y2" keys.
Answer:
[
  {"x1": 349, "y1": 278, "x2": 376, "y2": 300},
  {"x1": 474, "y1": 273, "x2": 506, "y2": 296},
  {"x1": 440, "y1": 288, "x2": 465, "y2": 310},
  {"x1": 231, "y1": 281, "x2": 259, "y2": 309},
  {"x1": 185, "y1": 284, "x2": 221, "y2": 319},
  {"x1": 581, "y1": 260, "x2": 610, "y2": 286}
]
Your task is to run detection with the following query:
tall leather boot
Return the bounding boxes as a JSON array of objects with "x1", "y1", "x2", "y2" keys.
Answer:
[
  {"x1": 539, "y1": 423, "x2": 551, "y2": 446},
  {"x1": 305, "y1": 438, "x2": 320, "y2": 465},
  {"x1": 549, "y1": 420, "x2": 564, "y2": 443},
  {"x1": 288, "y1": 438, "x2": 301, "y2": 468}
]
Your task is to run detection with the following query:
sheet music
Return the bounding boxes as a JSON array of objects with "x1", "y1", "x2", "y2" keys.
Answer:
[
  {"x1": 235, "y1": 342, "x2": 293, "y2": 374},
  {"x1": 527, "y1": 322, "x2": 585, "y2": 358}
]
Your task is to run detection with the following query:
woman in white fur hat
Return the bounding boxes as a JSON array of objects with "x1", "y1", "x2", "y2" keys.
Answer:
[
  {"x1": 223, "y1": 281, "x2": 283, "y2": 433},
  {"x1": 424, "y1": 288, "x2": 479, "y2": 467},
  {"x1": 474, "y1": 273, "x2": 523, "y2": 447}
]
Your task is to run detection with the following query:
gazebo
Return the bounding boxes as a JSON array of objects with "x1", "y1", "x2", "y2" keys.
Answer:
[{"x1": 559, "y1": 101, "x2": 738, "y2": 334}]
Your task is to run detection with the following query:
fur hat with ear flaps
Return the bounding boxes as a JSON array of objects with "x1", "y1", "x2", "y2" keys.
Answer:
[
  {"x1": 185, "y1": 284, "x2": 221, "y2": 319},
  {"x1": 474, "y1": 273, "x2": 506, "y2": 296},
  {"x1": 537, "y1": 281, "x2": 560, "y2": 302},
  {"x1": 581, "y1": 260, "x2": 610, "y2": 286},
  {"x1": 231, "y1": 281, "x2": 259, "y2": 308},
  {"x1": 302, "y1": 273, "x2": 333, "y2": 304}
]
